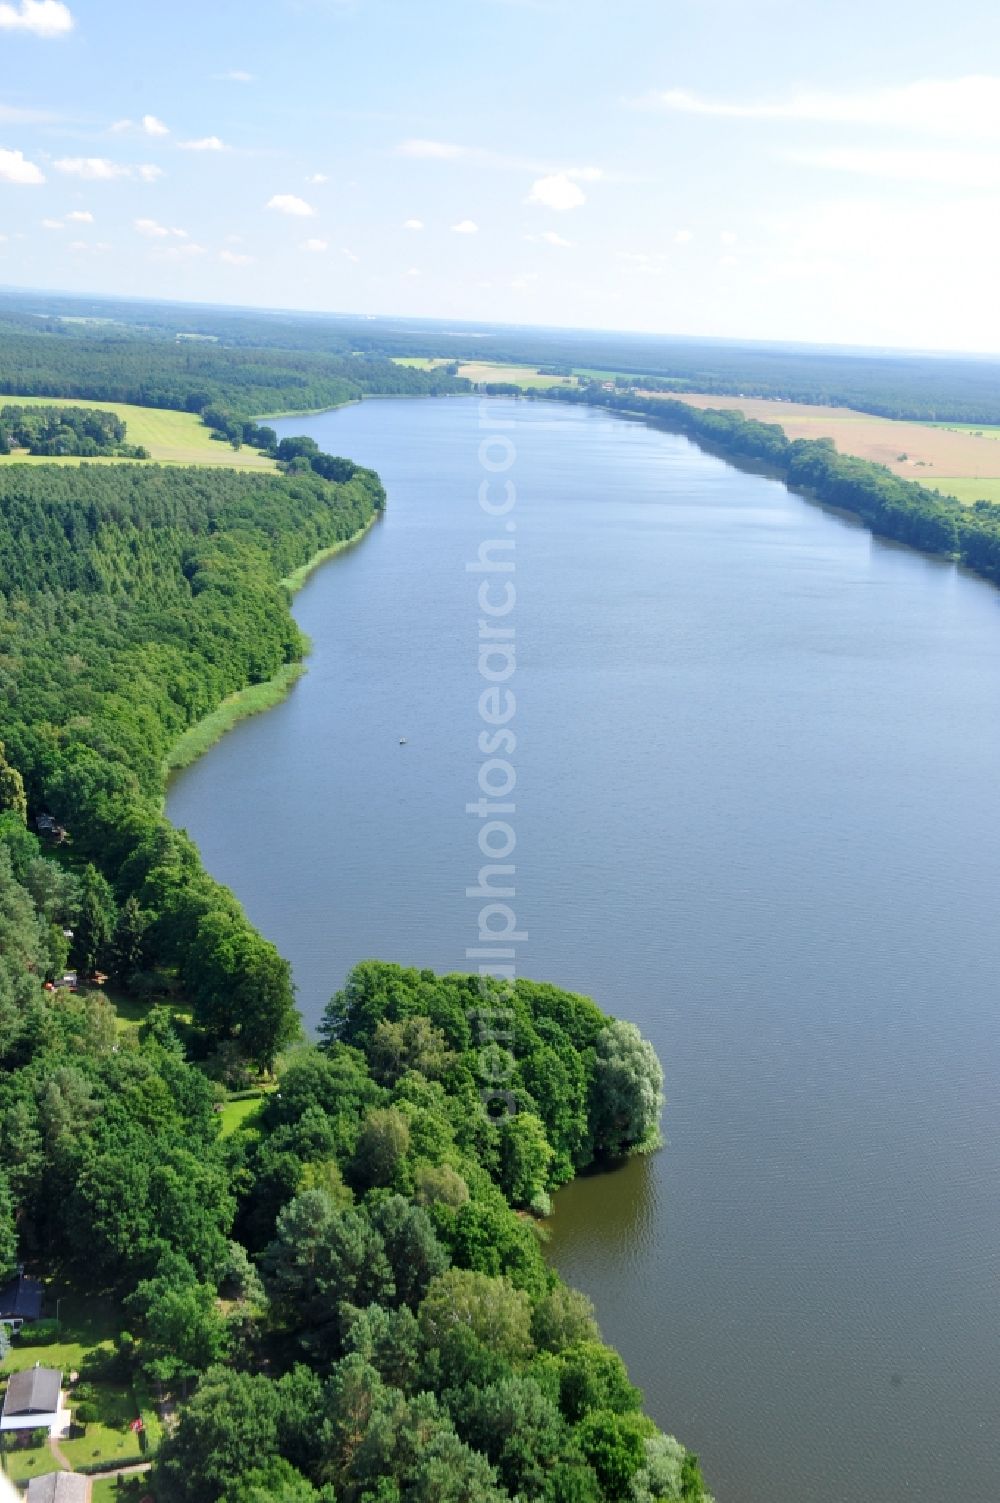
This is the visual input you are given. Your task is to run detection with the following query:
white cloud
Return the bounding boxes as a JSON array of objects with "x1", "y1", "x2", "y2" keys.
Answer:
[
  {"x1": 267, "y1": 192, "x2": 315, "y2": 216},
  {"x1": 342, "y1": 247, "x2": 360, "y2": 262},
  {"x1": 635, "y1": 78, "x2": 1000, "y2": 139},
  {"x1": 220, "y1": 249, "x2": 253, "y2": 265},
  {"x1": 66, "y1": 208, "x2": 93, "y2": 222},
  {"x1": 179, "y1": 136, "x2": 226, "y2": 152},
  {"x1": 111, "y1": 115, "x2": 171, "y2": 137},
  {"x1": 720, "y1": 229, "x2": 738, "y2": 245},
  {"x1": 41, "y1": 216, "x2": 62, "y2": 228},
  {"x1": 786, "y1": 145, "x2": 1000, "y2": 188},
  {"x1": 673, "y1": 228, "x2": 693, "y2": 244},
  {"x1": 719, "y1": 254, "x2": 738, "y2": 268},
  {"x1": 526, "y1": 173, "x2": 585, "y2": 211},
  {"x1": 137, "y1": 164, "x2": 163, "y2": 182},
  {"x1": 135, "y1": 217, "x2": 187, "y2": 238},
  {"x1": 451, "y1": 219, "x2": 478, "y2": 234},
  {"x1": 540, "y1": 229, "x2": 572, "y2": 246},
  {"x1": 403, "y1": 218, "x2": 424, "y2": 230},
  {"x1": 55, "y1": 156, "x2": 146, "y2": 180},
  {"x1": 511, "y1": 272, "x2": 539, "y2": 291},
  {"x1": 405, "y1": 266, "x2": 420, "y2": 276},
  {"x1": 217, "y1": 69, "x2": 253, "y2": 82},
  {"x1": 307, "y1": 172, "x2": 329, "y2": 184},
  {"x1": 301, "y1": 237, "x2": 328, "y2": 251},
  {"x1": 756, "y1": 193, "x2": 1000, "y2": 350},
  {"x1": 0, "y1": 146, "x2": 45, "y2": 184},
  {"x1": 0, "y1": 1, "x2": 73, "y2": 37}
]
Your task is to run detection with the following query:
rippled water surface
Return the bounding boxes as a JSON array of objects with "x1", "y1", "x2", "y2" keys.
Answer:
[{"x1": 168, "y1": 398, "x2": 1000, "y2": 1503}]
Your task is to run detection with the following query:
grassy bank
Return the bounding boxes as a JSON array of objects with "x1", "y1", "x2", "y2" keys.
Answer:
[
  {"x1": 164, "y1": 513, "x2": 379, "y2": 777},
  {"x1": 251, "y1": 397, "x2": 359, "y2": 421},
  {"x1": 278, "y1": 509, "x2": 379, "y2": 591},
  {"x1": 164, "y1": 665, "x2": 305, "y2": 774}
]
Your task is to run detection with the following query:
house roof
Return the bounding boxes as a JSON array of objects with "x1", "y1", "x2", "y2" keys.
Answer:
[
  {"x1": 0, "y1": 1273, "x2": 43, "y2": 1322},
  {"x1": 3, "y1": 1366, "x2": 62, "y2": 1416},
  {"x1": 27, "y1": 1475, "x2": 90, "y2": 1503}
]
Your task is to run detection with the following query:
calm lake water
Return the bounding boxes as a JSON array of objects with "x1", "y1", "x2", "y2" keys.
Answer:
[{"x1": 167, "y1": 397, "x2": 1000, "y2": 1503}]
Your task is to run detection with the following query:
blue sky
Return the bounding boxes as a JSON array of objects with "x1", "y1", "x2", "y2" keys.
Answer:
[{"x1": 3, "y1": 0, "x2": 1000, "y2": 351}]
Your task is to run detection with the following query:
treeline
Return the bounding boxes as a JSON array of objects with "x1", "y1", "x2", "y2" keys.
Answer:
[
  {"x1": 0, "y1": 456, "x2": 385, "y2": 1071},
  {"x1": 540, "y1": 386, "x2": 1000, "y2": 587},
  {"x1": 0, "y1": 403, "x2": 148, "y2": 459},
  {"x1": 200, "y1": 412, "x2": 361, "y2": 482},
  {"x1": 0, "y1": 315, "x2": 469, "y2": 418},
  {"x1": 9, "y1": 288, "x2": 1000, "y2": 423},
  {"x1": 0, "y1": 842, "x2": 236, "y2": 1296}
]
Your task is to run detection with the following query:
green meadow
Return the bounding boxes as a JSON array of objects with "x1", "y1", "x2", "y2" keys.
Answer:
[{"x1": 0, "y1": 395, "x2": 275, "y2": 471}]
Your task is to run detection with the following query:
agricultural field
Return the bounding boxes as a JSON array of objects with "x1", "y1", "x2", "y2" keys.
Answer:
[
  {"x1": 392, "y1": 356, "x2": 578, "y2": 389},
  {"x1": 924, "y1": 476, "x2": 1000, "y2": 505},
  {"x1": 0, "y1": 395, "x2": 275, "y2": 471},
  {"x1": 666, "y1": 392, "x2": 1000, "y2": 505}
]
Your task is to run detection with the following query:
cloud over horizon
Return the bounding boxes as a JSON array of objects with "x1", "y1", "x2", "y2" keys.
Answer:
[
  {"x1": 635, "y1": 77, "x2": 1000, "y2": 138},
  {"x1": 0, "y1": 0, "x2": 73, "y2": 37},
  {"x1": 267, "y1": 193, "x2": 315, "y2": 216},
  {"x1": 0, "y1": 146, "x2": 45, "y2": 183},
  {"x1": 55, "y1": 157, "x2": 163, "y2": 181}
]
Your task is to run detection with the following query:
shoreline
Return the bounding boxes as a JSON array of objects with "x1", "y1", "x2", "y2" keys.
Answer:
[{"x1": 163, "y1": 511, "x2": 380, "y2": 780}]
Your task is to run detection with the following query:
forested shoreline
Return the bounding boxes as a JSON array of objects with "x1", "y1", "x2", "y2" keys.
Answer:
[
  {"x1": 539, "y1": 386, "x2": 1000, "y2": 587},
  {"x1": 6, "y1": 290, "x2": 1000, "y2": 424},
  {"x1": 0, "y1": 439, "x2": 708, "y2": 1502},
  {"x1": 0, "y1": 313, "x2": 469, "y2": 419}
]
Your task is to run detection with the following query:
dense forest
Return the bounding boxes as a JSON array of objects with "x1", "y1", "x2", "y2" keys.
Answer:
[
  {"x1": 4, "y1": 289, "x2": 1000, "y2": 424},
  {"x1": 0, "y1": 403, "x2": 149, "y2": 459},
  {"x1": 0, "y1": 456, "x2": 386, "y2": 1070},
  {"x1": 0, "y1": 310, "x2": 468, "y2": 418},
  {"x1": 538, "y1": 385, "x2": 1000, "y2": 586},
  {"x1": 0, "y1": 442, "x2": 707, "y2": 1501}
]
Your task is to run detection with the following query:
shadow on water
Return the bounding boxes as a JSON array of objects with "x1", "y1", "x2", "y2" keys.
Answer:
[{"x1": 544, "y1": 1152, "x2": 660, "y2": 1270}]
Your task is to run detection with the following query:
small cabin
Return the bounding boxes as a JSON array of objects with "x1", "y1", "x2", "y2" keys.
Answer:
[
  {"x1": 0, "y1": 1272, "x2": 43, "y2": 1332},
  {"x1": 27, "y1": 1474, "x2": 91, "y2": 1503},
  {"x1": 0, "y1": 1366, "x2": 65, "y2": 1435}
]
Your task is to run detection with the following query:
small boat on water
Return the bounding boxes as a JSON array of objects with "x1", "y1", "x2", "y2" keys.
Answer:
[{"x1": 399, "y1": 737, "x2": 407, "y2": 745}]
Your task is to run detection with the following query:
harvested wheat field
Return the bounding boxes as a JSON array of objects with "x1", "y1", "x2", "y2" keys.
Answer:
[{"x1": 662, "y1": 392, "x2": 1000, "y2": 503}]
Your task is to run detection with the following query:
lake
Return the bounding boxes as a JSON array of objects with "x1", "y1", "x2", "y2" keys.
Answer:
[{"x1": 167, "y1": 396, "x2": 1000, "y2": 1503}]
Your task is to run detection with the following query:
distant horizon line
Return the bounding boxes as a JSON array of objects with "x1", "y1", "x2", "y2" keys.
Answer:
[{"x1": 1, "y1": 279, "x2": 998, "y2": 366}]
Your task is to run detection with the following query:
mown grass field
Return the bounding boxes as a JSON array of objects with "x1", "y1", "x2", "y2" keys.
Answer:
[
  {"x1": 217, "y1": 1093, "x2": 270, "y2": 1137},
  {"x1": 927, "y1": 476, "x2": 1000, "y2": 504},
  {"x1": 0, "y1": 395, "x2": 275, "y2": 471},
  {"x1": 4, "y1": 1293, "x2": 117, "y2": 1375}
]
